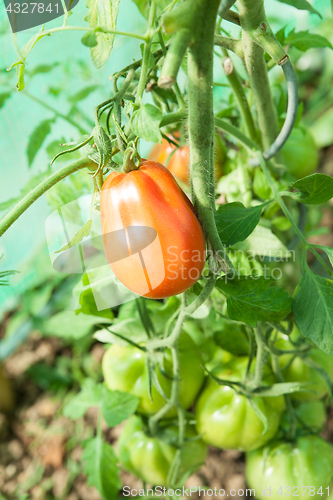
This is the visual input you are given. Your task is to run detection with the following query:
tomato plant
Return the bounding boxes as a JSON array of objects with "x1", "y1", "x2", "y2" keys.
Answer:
[
  {"x1": 118, "y1": 414, "x2": 207, "y2": 486},
  {"x1": 246, "y1": 436, "x2": 333, "y2": 500},
  {"x1": 195, "y1": 358, "x2": 285, "y2": 451},
  {"x1": 1, "y1": 0, "x2": 333, "y2": 497},
  {"x1": 100, "y1": 160, "x2": 206, "y2": 298},
  {"x1": 102, "y1": 331, "x2": 204, "y2": 416}
]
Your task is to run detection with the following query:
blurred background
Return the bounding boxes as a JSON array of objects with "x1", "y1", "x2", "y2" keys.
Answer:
[{"x1": 1, "y1": 0, "x2": 333, "y2": 498}]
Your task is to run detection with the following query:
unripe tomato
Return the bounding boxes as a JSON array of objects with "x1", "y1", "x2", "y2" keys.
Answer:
[
  {"x1": 148, "y1": 134, "x2": 225, "y2": 186},
  {"x1": 282, "y1": 127, "x2": 319, "y2": 178},
  {"x1": 274, "y1": 334, "x2": 333, "y2": 401},
  {"x1": 100, "y1": 161, "x2": 206, "y2": 299},
  {"x1": 102, "y1": 332, "x2": 204, "y2": 417},
  {"x1": 118, "y1": 415, "x2": 207, "y2": 486},
  {"x1": 195, "y1": 358, "x2": 285, "y2": 451},
  {"x1": 279, "y1": 400, "x2": 327, "y2": 435},
  {"x1": 246, "y1": 436, "x2": 333, "y2": 500}
]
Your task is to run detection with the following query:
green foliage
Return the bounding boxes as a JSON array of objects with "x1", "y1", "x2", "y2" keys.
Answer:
[
  {"x1": 275, "y1": 0, "x2": 321, "y2": 17},
  {"x1": 131, "y1": 103, "x2": 163, "y2": 143},
  {"x1": 285, "y1": 29, "x2": 332, "y2": 52},
  {"x1": 290, "y1": 174, "x2": 333, "y2": 205},
  {"x1": 27, "y1": 119, "x2": 54, "y2": 167},
  {"x1": 215, "y1": 202, "x2": 267, "y2": 247},
  {"x1": 293, "y1": 265, "x2": 333, "y2": 355},
  {"x1": 84, "y1": 0, "x2": 121, "y2": 69},
  {"x1": 216, "y1": 277, "x2": 292, "y2": 327}
]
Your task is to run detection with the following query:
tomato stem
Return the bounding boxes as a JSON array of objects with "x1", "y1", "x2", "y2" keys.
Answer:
[
  {"x1": 0, "y1": 157, "x2": 95, "y2": 238},
  {"x1": 135, "y1": 2, "x2": 156, "y2": 105}
]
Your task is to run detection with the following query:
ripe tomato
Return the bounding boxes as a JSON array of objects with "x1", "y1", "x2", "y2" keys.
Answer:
[
  {"x1": 246, "y1": 436, "x2": 333, "y2": 500},
  {"x1": 195, "y1": 358, "x2": 285, "y2": 451},
  {"x1": 100, "y1": 161, "x2": 206, "y2": 299},
  {"x1": 274, "y1": 334, "x2": 333, "y2": 401},
  {"x1": 148, "y1": 133, "x2": 225, "y2": 186},
  {"x1": 282, "y1": 126, "x2": 319, "y2": 178},
  {"x1": 118, "y1": 415, "x2": 207, "y2": 486},
  {"x1": 102, "y1": 331, "x2": 205, "y2": 417}
]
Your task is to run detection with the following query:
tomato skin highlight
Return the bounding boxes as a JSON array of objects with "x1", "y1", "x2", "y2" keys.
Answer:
[
  {"x1": 118, "y1": 415, "x2": 208, "y2": 486},
  {"x1": 102, "y1": 331, "x2": 205, "y2": 417},
  {"x1": 246, "y1": 436, "x2": 333, "y2": 500},
  {"x1": 100, "y1": 161, "x2": 206, "y2": 299}
]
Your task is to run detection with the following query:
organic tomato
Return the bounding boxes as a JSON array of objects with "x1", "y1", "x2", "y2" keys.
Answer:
[
  {"x1": 195, "y1": 358, "x2": 285, "y2": 451},
  {"x1": 246, "y1": 436, "x2": 333, "y2": 500},
  {"x1": 102, "y1": 331, "x2": 204, "y2": 417},
  {"x1": 118, "y1": 415, "x2": 207, "y2": 486},
  {"x1": 100, "y1": 161, "x2": 206, "y2": 299},
  {"x1": 279, "y1": 400, "x2": 327, "y2": 435},
  {"x1": 0, "y1": 364, "x2": 14, "y2": 412},
  {"x1": 282, "y1": 126, "x2": 319, "y2": 178},
  {"x1": 148, "y1": 134, "x2": 225, "y2": 186},
  {"x1": 274, "y1": 334, "x2": 333, "y2": 401}
]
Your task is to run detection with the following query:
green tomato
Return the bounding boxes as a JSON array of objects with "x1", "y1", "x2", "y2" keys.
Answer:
[
  {"x1": 279, "y1": 400, "x2": 327, "y2": 434},
  {"x1": 118, "y1": 415, "x2": 207, "y2": 486},
  {"x1": 195, "y1": 358, "x2": 285, "y2": 452},
  {"x1": 246, "y1": 436, "x2": 333, "y2": 500},
  {"x1": 282, "y1": 127, "x2": 319, "y2": 178},
  {"x1": 102, "y1": 332, "x2": 204, "y2": 417},
  {"x1": 275, "y1": 335, "x2": 333, "y2": 401}
]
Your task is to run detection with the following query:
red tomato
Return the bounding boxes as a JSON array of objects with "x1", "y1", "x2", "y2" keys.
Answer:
[
  {"x1": 100, "y1": 161, "x2": 206, "y2": 299},
  {"x1": 148, "y1": 134, "x2": 225, "y2": 186}
]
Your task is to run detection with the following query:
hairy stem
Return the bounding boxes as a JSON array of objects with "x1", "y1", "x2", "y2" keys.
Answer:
[{"x1": 0, "y1": 157, "x2": 95, "y2": 238}]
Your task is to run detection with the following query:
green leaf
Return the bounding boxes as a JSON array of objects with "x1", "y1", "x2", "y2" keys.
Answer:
[
  {"x1": 82, "y1": 437, "x2": 122, "y2": 500},
  {"x1": 27, "y1": 119, "x2": 53, "y2": 167},
  {"x1": 291, "y1": 173, "x2": 333, "y2": 204},
  {"x1": 215, "y1": 202, "x2": 264, "y2": 247},
  {"x1": 64, "y1": 379, "x2": 103, "y2": 419},
  {"x1": 102, "y1": 389, "x2": 139, "y2": 427},
  {"x1": 275, "y1": 0, "x2": 321, "y2": 17},
  {"x1": 81, "y1": 31, "x2": 98, "y2": 48},
  {"x1": 84, "y1": 0, "x2": 121, "y2": 69},
  {"x1": 233, "y1": 225, "x2": 291, "y2": 259},
  {"x1": 130, "y1": 0, "x2": 169, "y2": 18},
  {"x1": 252, "y1": 169, "x2": 272, "y2": 200},
  {"x1": 216, "y1": 276, "x2": 292, "y2": 327},
  {"x1": 0, "y1": 92, "x2": 11, "y2": 109},
  {"x1": 131, "y1": 103, "x2": 162, "y2": 143},
  {"x1": 76, "y1": 285, "x2": 114, "y2": 320},
  {"x1": 252, "y1": 382, "x2": 311, "y2": 397},
  {"x1": 285, "y1": 29, "x2": 332, "y2": 51},
  {"x1": 93, "y1": 124, "x2": 112, "y2": 168},
  {"x1": 320, "y1": 246, "x2": 333, "y2": 267},
  {"x1": 54, "y1": 219, "x2": 92, "y2": 253},
  {"x1": 248, "y1": 398, "x2": 268, "y2": 434},
  {"x1": 42, "y1": 311, "x2": 111, "y2": 340},
  {"x1": 293, "y1": 265, "x2": 333, "y2": 355},
  {"x1": 29, "y1": 63, "x2": 59, "y2": 77},
  {"x1": 69, "y1": 85, "x2": 99, "y2": 103}
]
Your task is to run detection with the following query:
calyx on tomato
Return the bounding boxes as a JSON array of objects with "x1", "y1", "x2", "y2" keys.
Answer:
[
  {"x1": 100, "y1": 161, "x2": 206, "y2": 299},
  {"x1": 195, "y1": 357, "x2": 285, "y2": 451},
  {"x1": 102, "y1": 331, "x2": 205, "y2": 417},
  {"x1": 118, "y1": 415, "x2": 207, "y2": 486},
  {"x1": 246, "y1": 435, "x2": 333, "y2": 500}
]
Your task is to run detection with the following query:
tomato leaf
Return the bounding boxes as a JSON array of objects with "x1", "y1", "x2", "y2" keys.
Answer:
[
  {"x1": 27, "y1": 119, "x2": 53, "y2": 167},
  {"x1": 54, "y1": 219, "x2": 93, "y2": 253},
  {"x1": 285, "y1": 29, "x2": 332, "y2": 51},
  {"x1": 102, "y1": 389, "x2": 139, "y2": 427},
  {"x1": 293, "y1": 265, "x2": 333, "y2": 355},
  {"x1": 42, "y1": 311, "x2": 112, "y2": 340},
  {"x1": 216, "y1": 276, "x2": 292, "y2": 327},
  {"x1": 215, "y1": 202, "x2": 266, "y2": 247},
  {"x1": 252, "y1": 382, "x2": 311, "y2": 397},
  {"x1": 29, "y1": 63, "x2": 60, "y2": 77},
  {"x1": 248, "y1": 398, "x2": 268, "y2": 434},
  {"x1": 63, "y1": 379, "x2": 103, "y2": 419},
  {"x1": 84, "y1": 0, "x2": 121, "y2": 69},
  {"x1": 82, "y1": 437, "x2": 122, "y2": 500},
  {"x1": 320, "y1": 246, "x2": 333, "y2": 267},
  {"x1": 130, "y1": 0, "x2": 170, "y2": 18},
  {"x1": 68, "y1": 85, "x2": 99, "y2": 103},
  {"x1": 233, "y1": 225, "x2": 291, "y2": 259},
  {"x1": 131, "y1": 103, "x2": 162, "y2": 143},
  {"x1": 291, "y1": 173, "x2": 333, "y2": 204},
  {"x1": 275, "y1": 0, "x2": 321, "y2": 17}
]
